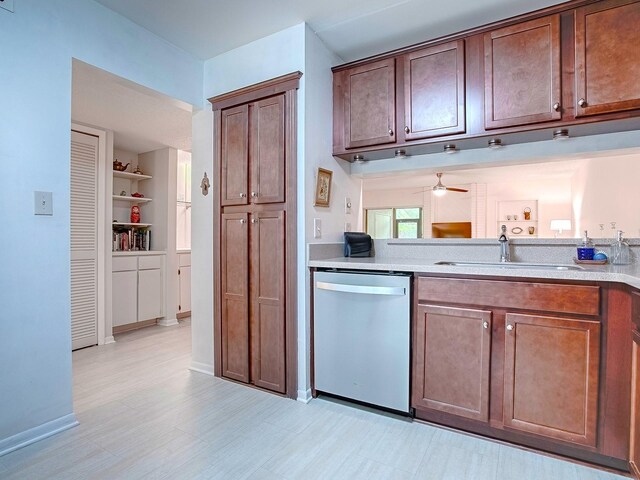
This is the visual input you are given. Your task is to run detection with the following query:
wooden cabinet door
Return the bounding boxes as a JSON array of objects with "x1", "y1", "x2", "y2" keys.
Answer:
[
  {"x1": 138, "y1": 268, "x2": 163, "y2": 321},
  {"x1": 221, "y1": 105, "x2": 249, "y2": 206},
  {"x1": 221, "y1": 213, "x2": 250, "y2": 383},
  {"x1": 631, "y1": 330, "x2": 640, "y2": 478},
  {"x1": 575, "y1": 0, "x2": 640, "y2": 117},
  {"x1": 250, "y1": 95, "x2": 285, "y2": 204},
  {"x1": 250, "y1": 211, "x2": 286, "y2": 393},
  {"x1": 413, "y1": 305, "x2": 492, "y2": 422},
  {"x1": 484, "y1": 15, "x2": 561, "y2": 129},
  {"x1": 503, "y1": 313, "x2": 600, "y2": 446},
  {"x1": 112, "y1": 270, "x2": 137, "y2": 327},
  {"x1": 344, "y1": 58, "x2": 396, "y2": 149},
  {"x1": 403, "y1": 40, "x2": 465, "y2": 140}
]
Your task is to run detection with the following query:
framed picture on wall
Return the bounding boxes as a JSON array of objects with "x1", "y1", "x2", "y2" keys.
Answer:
[{"x1": 314, "y1": 168, "x2": 333, "y2": 207}]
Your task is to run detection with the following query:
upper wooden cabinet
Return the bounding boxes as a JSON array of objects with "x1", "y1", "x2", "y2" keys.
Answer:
[
  {"x1": 412, "y1": 304, "x2": 491, "y2": 422},
  {"x1": 221, "y1": 94, "x2": 286, "y2": 206},
  {"x1": 575, "y1": 0, "x2": 640, "y2": 116},
  {"x1": 342, "y1": 59, "x2": 396, "y2": 149},
  {"x1": 484, "y1": 15, "x2": 562, "y2": 129},
  {"x1": 403, "y1": 40, "x2": 466, "y2": 140},
  {"x1": 631, "y1": 329, "x2": 640, "y2": 478},
  {"x1": 503, "y1": 313, "x2": 600, "y2": 447},
  {"x1": 221, "y1": 105, "x2": 249, "y2": 206}
]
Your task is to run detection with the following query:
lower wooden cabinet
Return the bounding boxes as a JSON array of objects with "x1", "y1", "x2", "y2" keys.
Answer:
[
  {"x1": 412, "y1": 305, "x2": 491, "y2": 421},
  {"x1": 631, "y1": 330, "x2": 640, "y2": 478},
  {"x1": 221, "y1": 211, "x2": 286, "y2": 394},
  {"x1": 503, "y1": 313, "x2": 600, "y2": 447}
]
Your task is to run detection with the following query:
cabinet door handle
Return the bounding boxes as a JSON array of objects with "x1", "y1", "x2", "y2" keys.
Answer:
[
  {"x1": 251, "y1": 218, "x2": 257, "y2": 224},
  {"x1": 251, "y1": 191, "x2": 258, "y2": 198},
  {"x1": 239, "y1": 192, "x2": 247, "y2": 198},
  {"x1": 553, "y1": 102, "x2": 561, "y2": 111},
  {"x1": 404, "y1": 126, "x2": 410, "y2": 134},
  {"x1": 506, "y1": 324, "x2": 513, "y2": 331},
  {"x1": 239, "y1": 218, "x2": 246, "y2": 224},
  {"x1": 578, "y1": 98, "x2": 587, "y2": 107},
  {"x1": 388, "y1": 129, "x2": 394, "y2": 136},
  {"x1": 483, "y1": 321, "x2": 489, "y2": 329}
]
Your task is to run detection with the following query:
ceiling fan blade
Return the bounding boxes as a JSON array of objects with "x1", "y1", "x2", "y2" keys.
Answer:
[{"x1": 445, "y1": 187, "x2": 469, "y2": 193}]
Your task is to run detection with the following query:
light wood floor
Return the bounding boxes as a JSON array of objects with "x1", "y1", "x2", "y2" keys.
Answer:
[{"x1": 0, "y1": 320, "x2": 628, "y2": 479}]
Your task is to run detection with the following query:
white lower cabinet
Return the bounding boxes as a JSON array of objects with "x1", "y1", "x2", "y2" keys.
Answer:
[
  {"x1": 138, "y1": 268, "x2": 163, "y2": 321},
  {"x1": 177, "y1": 252, "x2": 191, "y2": 315},
  {"x1": 112, "y1": 270, "x2": 138, "y2": 327},
  {"x1": 112, "y1": 254, "x2": 164, "y2": 328}
]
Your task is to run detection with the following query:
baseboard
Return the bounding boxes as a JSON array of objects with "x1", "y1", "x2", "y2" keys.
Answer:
[
  {"x1": 158, "y1": 318, "x2": 179, "y2": 327},
  {"x1": 103, "y1": 336, "x2": 116, "y2": 345},
  {"x1": 0, "y1": 413, "x2": 78, "y2": 457},
  {"x1": 297, "y1": 389, "x2": 313, "y2": 404},
  {"x1": 189, "y1": 361, "x2": 215, "y2": 376}
]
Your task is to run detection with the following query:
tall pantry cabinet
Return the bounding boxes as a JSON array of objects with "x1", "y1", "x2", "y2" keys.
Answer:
[{"x1": 209, "y1": 73, "x2": 300, "y2": 397}]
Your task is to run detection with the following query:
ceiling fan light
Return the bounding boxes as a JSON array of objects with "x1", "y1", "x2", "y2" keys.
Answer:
[
  {"x1": 443, "y1": 144, "x2": 457, "y2": 154},
  {"x1": 433, "y1": 187, "x2": 447, "y2": 196}
]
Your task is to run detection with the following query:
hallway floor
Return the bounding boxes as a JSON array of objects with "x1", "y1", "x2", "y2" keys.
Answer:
[{"x1": 0, "y1": 320, "x2": 627, "y2": 479}]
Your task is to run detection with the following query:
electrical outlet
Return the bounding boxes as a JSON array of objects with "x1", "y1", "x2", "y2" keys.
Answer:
[
  {"x1": 34, "y1": 191, "x2": 53, "y2": 215},
  {"x1": 344, "y1": 222, "x2": 351, "y2": 232},
  {"x1": 314, "y1": 218, "x2": 321, "y2": 239},
  {"x1": 345, "y1": 197, "x2": 352, "y2": 214},
  {"x1": 0, "y1": 0, "x2": 15, "y2": 13}
]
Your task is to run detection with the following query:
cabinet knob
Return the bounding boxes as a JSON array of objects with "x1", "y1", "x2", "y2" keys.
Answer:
[
  {"x1": 404, "y1": 126, "x2": 410, "y2": 134},
  {"x1": 552, "y1": 102, "x2": 561, "y2": 111},
  {"x1": 251, "y1": 218, "x2": 257, "y2": 224},
  {"x1": 483, "y1": 321, "x2": 489, "y2": 329},
  {"x1": 578, "y1": 98, "x2": 587, "y2": 107},
  {"x1": 506, "y1": 324, "x2": 513, "y2": 331},
  {"x1": 388, "y1": 129, "x2": 394, "y2": 136},
  {"x1": 239, "y1": 192, "x2": 247, "y2": 198},
  {"x1": 239, "y1": 218, "x2": 246, "y2": 224},
  {"x1": 251, "y1": 191, "x2": 258, "y2": 198}
]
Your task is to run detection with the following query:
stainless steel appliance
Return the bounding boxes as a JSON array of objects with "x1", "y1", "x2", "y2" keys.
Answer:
[{"x1": 313, "y1": 270, "x2": 411, "y2": 413}]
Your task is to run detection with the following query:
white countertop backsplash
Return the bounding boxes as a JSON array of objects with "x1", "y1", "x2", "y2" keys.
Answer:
[{"x1": 307, "y1": 239, "x2": 640, "y2": 289}]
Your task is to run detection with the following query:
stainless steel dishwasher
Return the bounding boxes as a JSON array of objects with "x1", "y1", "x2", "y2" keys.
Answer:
[{"x1": 313, "y1": 270, "x2": 411, "y2": 413}]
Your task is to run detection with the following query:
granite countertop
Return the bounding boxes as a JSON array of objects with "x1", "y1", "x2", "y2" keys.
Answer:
[{"x1": 308, "y1": 256, "x2": 640, "y2": 290}]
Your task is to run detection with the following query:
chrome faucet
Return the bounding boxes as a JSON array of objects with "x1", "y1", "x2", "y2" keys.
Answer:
[{"x1": 499, "y1": 225, "x2": 511, "y2": 262}]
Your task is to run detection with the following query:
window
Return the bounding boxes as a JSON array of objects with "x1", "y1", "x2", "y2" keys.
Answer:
[
  {"x1": 176, "y1": 150, "x2": 191, "y2": 250},
  {"x1": 366, "y1": 208, "x2": 422, "y2": 239}
]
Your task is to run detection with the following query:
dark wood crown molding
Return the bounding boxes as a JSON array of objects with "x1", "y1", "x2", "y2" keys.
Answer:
[{"x1": 208, "y1": 71, "x2": 302, "y2": 110}]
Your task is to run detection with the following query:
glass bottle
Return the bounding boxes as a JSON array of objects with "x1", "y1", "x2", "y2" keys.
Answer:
[{"x1": 611, "y1": 230, "x2": 630, "y2": 265}]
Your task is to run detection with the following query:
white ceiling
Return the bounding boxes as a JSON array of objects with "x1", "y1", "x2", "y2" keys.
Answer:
[
  {"x1": 94, "y1": 0, "x2": 564, "y2": 61},
  {"x1": 72, "y1": 60, "x2": 192, "y2": 153}
]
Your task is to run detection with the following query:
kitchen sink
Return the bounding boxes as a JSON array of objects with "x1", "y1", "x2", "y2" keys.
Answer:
[{"x1": 434, "y1": 261, "x2": 584, "y2": 271}]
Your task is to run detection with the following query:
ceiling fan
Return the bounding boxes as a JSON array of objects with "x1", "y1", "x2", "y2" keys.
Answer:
[{"x1": 432, "y1": 172, "x2": 468, "y2": 196}]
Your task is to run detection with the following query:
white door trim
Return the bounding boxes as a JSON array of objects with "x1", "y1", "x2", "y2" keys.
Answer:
[{"x1": 71, "y1": 122, "x2": 112, "y2": 346}]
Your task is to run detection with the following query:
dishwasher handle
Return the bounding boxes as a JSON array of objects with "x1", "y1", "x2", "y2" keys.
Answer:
[{"x1": 316, "y1": 281, "x2": 406, "y2": 296}]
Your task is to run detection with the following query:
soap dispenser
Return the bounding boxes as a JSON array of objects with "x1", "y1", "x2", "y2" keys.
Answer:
[
  {"x1": 577, "y1": 230, "x2": 595, "y2": 260},
  {"x1": 611, "y1": 230, "x2": 630, "y2": 265}
]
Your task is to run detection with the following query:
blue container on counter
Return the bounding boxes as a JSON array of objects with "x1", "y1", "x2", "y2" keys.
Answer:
[{"x1": 577, "y1": 247, "x2": 595, "y2": 260}]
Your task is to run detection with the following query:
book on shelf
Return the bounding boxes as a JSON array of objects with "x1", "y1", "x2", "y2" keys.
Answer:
[{"x1": 112, "y1": 226, "x2": 151, "y2": 252}]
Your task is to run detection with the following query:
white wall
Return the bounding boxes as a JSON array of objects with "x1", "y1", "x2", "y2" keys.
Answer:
[
  {"x1": 572, "y1": 153, "x2": 640, "y2": 238},
  {"x1": 191, "y1": 24, "x2": 363, "y2": 399},
  {"x1": 0, "y1": 0, "x2": 202, "y2": 451},
  {"x1": 191, "y1": 24, "x2": 306, "y2": 376}
]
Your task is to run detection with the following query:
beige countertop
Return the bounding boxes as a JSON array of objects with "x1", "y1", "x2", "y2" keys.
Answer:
[{"x1": 308, "y1": 256, "x2": 640, "y2": 290}]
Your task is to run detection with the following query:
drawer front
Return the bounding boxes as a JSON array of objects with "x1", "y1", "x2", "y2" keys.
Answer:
[
  {"x1": 138, "y1": 255, "x2": 163, "y2": 270},
  {"x1": 418, "y1": 277, "x2": 600, "y2": 316},
  {"x1": 178, "y1": 253, "x2": 191, "y2": 267},
  {"x1": 112, "y1": 256, "x2": 138, "y2": 272}
]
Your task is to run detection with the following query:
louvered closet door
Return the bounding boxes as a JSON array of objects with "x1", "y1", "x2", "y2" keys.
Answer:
[{"x1": 70, "y1": 131, "x2": 99, "y2": 350}]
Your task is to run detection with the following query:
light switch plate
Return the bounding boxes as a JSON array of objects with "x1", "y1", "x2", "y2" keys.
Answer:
[
  {"x1": 314, "y1": 218, "x2": 321, "y2": 239},
  {"x1": 34, "y1": 191, "x2": 53, "y2": 215},
  {"x1": 0, "y1": 0, "x2": 15, "y2": 13}
]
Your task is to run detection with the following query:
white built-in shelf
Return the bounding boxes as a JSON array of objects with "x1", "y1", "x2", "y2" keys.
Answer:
[
  {"x1": 113, "y1": 250, "x2": 165, "y2": 257},
  {"x1": 112, "y1": 222, "x2": 152, "y2": 228},
  {"x1": 113, "y1": 170, "x2": 152, "y2": 181},
  {"x1": 112, "y1": 195, "x2": 153, "y2": 203},
  {"x1": 498, "y1": 220, "x2": 537, "y2": 223}
]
